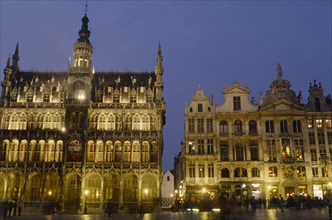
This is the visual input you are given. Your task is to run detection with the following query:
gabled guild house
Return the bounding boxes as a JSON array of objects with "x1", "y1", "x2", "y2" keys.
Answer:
[
  {"x1": 0, "y1": 11, "x2": 166, "y2": 213},
  {"x1": 174, "y1": 65, "x2": 332, "y2": 210}
]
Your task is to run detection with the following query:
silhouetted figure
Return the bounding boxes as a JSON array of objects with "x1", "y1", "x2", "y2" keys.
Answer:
[
  {"x1": 279, "y1": 195, "x2": 284, "y2": 212},
  {"x1": 3, "y1": 200, "x2": 8, "y2": 218},
  {"x1": 18, "y1": 200, "x2": 23, "y2": 216},
  {"x1": 138, "y1": 205, "x2": 144, "y2": 217}
]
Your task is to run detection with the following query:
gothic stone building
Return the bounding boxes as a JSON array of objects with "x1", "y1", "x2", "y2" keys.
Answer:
[
  {"x1": 174, "y1": 64, "x2": 332, "y2": 207},
  {"x1": 0, "y1": 13, "x2": 166, "y2": 213}
]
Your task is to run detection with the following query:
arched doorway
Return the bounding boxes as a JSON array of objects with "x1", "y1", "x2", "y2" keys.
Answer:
[
  {"x1": 141, "y1": 173, "x2": 158, "y2": 212},
  {"x1": 64, "y1": 173, "x2": 81, "y2": 211}
]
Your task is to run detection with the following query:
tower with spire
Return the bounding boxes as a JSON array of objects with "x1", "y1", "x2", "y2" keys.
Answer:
[
  {"x1": 0, "y1": 5, "x2": 166, "y2": 214},
  {"x1": 72, "y1": 11, "x2": 93, "y2": 72},
  {"x1": 66, "y1": 10, "x2": 94, "y2": 104}
]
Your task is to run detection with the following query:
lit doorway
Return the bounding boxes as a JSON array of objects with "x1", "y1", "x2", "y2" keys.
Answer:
[{"x1": 285, "y1": 187, "x2": 294, "y2": 198}]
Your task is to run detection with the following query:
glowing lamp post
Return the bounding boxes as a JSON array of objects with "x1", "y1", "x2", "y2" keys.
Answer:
[{"x1": 144, "y1": 188, "x2": 149, "y2": 201}]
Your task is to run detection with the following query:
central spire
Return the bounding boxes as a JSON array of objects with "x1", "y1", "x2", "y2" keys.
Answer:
[
  {"x1": 77, "y1": 13, "x2": 91, "y2": 44},
  {"x1": 72, "y1": 8, "x2": 93, "y2": 72}
]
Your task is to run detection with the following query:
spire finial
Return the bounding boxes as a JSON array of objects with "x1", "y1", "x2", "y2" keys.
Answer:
[
  {"x1": 277, "y1": 63, "x2": 282, "y2": 79},
  {"x1": 158, "y1": 42, "x2": 162, "y2": 56},
  {"x1": 12, "y1": 42, "x2": 20, "y2": 72},
  {"x1": 85, "y1": 0, "x2": 88, "y2": 15},
  {"x1": 6, "y1": 54, "x2": 11, "y2": 69}
]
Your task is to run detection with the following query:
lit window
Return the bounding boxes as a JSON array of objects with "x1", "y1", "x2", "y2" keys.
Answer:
[
  {"x1": 297, "y1": 166, "x2": 306, "y2": 177},
  {"x1": 269, "y1": 166, "x2": 278, "y2": 177},
  {"x1": 316, "y1": 119, "x2": 323, "y2": 128}
]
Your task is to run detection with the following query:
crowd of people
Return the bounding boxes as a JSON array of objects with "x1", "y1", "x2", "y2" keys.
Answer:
[
  {"x1": 218, "y1": 192, "x2": 332, "y2": 219},
  {"x1": 1, "y1": 199, "x2": 23, "y2": 218}
]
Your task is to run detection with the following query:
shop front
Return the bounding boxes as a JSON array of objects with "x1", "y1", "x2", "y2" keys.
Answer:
[{"x1": 185, "y1": 185, "x2": 219, "y2": 211}]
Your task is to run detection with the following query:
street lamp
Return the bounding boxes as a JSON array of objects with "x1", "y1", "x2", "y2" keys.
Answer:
[
  {"x1": 48, "y1": 190, "x2": 52, "y2": 199},
  {"x1": 84, "y1": 190, "x2": 88, "y2": 214},
  {"x1": 144, "y1": 188, "x2": 149, "y2": 200}
]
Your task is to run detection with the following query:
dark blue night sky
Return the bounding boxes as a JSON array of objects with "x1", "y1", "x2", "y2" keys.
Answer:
[{"x1": 0, "y1": 1, "x2": 331, "y2": 172}]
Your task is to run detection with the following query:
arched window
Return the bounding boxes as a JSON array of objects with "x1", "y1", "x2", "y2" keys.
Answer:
[
  {"x1": 44, "y1": 113, "x2": 52, "y2": 129},
  {"x1": 107, "y1": 114, "x2": 116, "y2": 130},
  {"x1": 221, "y1": 168, "x2": 229, "y2": 178},
  {"x1": 19, "y1": 113, "x2": 27, "y2": 130},
  {"x1": 249, "y1": 120, "x2": 257, "y2": 134},
  {"x1": 9, "y1": 113, "x2": 19, "y2": 130},
  {"x1": 234, "y1": 168, "x2": 247, "y2": 177},
  {"x1": 234, "y1": 120, "x2": 242, "y2": 133},
  {"x1": 98, "y1": 114, "x2": 106, "y2": 130},
  {"x1": 53, "y1": 114, "x2": 61, "y2": 130},
  {"x1": 142, "y1": 115, "x2": 150, "y2": 130},
  {"x1": 235, "y1": 144, "x2": 244, "y2": 161},
  {"x1": 90, "y1": 114, "x2": 98, "y2": 129},
  {"x1": 133, "y1": 114, "x2": 140, "y2": 130}
]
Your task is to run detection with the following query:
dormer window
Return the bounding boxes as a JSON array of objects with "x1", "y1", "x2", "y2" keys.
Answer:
[
  {"x1": 113, "y1": 95, "x2": 120, "y2": 103},
  {"x1": 198, "y1": 103, "x2": 203, "y2": 112},
  {"x1": 96, "y1": 94, "x2": 102, "y2": 102},
  {"x1": 11, "y1": 95, "x2": 17, "y2": 102},
  {"x1": 315, "y1": 97, "x2": 321, "y2": 112},
  {"x1": 130, "y1": 95, "x2": 137, "y2": 103},
  {"x1": 233, "y1": 96, "x2": 241, "y2": 111},
  {"x1": 43, "y1": 94, "x2": 50, "y2": 102},
  {"x1": 27, "y1": 94, "x2": 33, "y2": 102}
]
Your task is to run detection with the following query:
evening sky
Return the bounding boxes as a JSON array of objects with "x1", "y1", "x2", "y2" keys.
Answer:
[{"x1": 0, "y1": 1, "x2": 331, "y2": 172}]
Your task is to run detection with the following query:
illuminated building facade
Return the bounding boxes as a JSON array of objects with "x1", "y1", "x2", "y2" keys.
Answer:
[
  {"x1": 174, "y1": 64, "x2": 332, "y2": 207},
  {"x1": 0, "y1": 12, "x2": 166, "y2": 213}
]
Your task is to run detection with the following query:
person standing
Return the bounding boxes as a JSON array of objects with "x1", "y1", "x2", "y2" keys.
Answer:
[
  {"x1": 328, "y1": 191, "x2": 332, "y2": 218},
  {"x1": 3, "y1": 200, "x2": 8, "y2": 218},
  {"x1": 219, "y1": 193, "x2": 227, "y2": 220},
  {"x1": 279, "y1": 194, "x2": 284, "y2": 212},
  {"x1": 18, "y1": 200, "x2": 23, "y2": 216}
]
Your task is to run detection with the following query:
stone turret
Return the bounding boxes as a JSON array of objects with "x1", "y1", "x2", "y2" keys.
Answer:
[
  {"x1": 306, "y1": 80, "x2": 331, "y2": 112},
  {"x1": 154, "y1": 43, "x2": 164, "y2": 101}
]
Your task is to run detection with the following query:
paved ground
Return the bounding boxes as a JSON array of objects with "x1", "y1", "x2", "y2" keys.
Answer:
[{"x1": 2, "y1": 208, "x2": 331, "y2": 220}]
